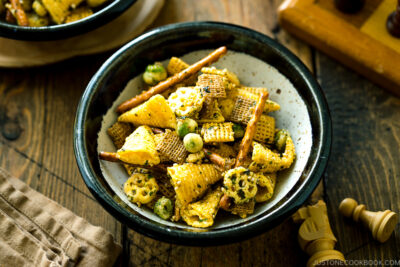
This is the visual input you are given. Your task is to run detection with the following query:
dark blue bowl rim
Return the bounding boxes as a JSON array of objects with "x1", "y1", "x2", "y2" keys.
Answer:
[
  {"x1": 74, "y1": 21, "x2": 332, "y2": 246},
  {"x1": 0, "y1": 0, "x2": 137, "y2": 41}
]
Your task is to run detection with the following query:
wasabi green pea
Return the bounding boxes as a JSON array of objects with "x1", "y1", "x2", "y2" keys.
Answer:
[
  {"x1": 183, "y1": 133, "x2": 203, "y2": 153},
  {"x1": 154, "y1": 197, "x2": 173, "y2": 220},
  {"x1": 143, "y1": 62, "x2": 167, "y2": 85},
  {"x1": 232, "y1": 123, "x2": 245, "y2": 138},
  {"x1": 177, "y1": 118, "x2": 198, "y2": 138}
]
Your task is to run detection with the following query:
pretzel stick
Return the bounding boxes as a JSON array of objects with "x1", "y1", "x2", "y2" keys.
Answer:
[
  {"x1": 203, "y1": 148, "x2": 235, "y2": 171},
  {"x1": 10, "y1": 0, "x2": 29, "y2": 26},
  {"x1": 151, "y1": 127, "x2": 164, "y2": 134},
  {"x1": 219, "y1": 195, "x2": 231, "y2": 211},
  {"x1": 220, "y1": 92, "x2": 268, "y2": 211},
  {"x1": 235, "y1": 92, "x2": 268, "y2": 167},
  {"x1": 99, "y1": 151, "x2": 120, "y2": 162},
  {"x1": 99, "y1": 151, "x2": 168, "y2": 172},
  {"x1": 116, "y1": 46, "x2": 228, "y2": 113},
  {"x1": 5, "y1": 9, "x2": 16, "y2": 23}
]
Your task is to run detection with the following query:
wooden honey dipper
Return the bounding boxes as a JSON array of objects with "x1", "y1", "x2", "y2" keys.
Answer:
[{"x1": 339, "y1": 198, "x2": 398, "y2": 243}]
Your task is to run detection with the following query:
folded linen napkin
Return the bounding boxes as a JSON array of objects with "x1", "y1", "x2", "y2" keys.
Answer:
[{"x1": 0, "y1": 167, "x2": 121, "y2": 267}]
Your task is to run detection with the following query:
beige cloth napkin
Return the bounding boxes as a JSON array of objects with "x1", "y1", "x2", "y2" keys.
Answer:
[{"x1": 0, "y1": 167, "x2": 122, "y2": 267}]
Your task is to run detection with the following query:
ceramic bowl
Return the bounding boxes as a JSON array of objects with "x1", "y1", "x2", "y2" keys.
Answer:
[
  {"x1": 0, "y1": 0, "x2": 136, "y2": 40},
  {"x1": 74, "y1": 21, "x2": 331, "y2": 245}
]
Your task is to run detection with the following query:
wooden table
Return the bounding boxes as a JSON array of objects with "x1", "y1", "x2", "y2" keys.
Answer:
[{"x1": 1, "y1": 0, "x2": 399, "y2": 266}]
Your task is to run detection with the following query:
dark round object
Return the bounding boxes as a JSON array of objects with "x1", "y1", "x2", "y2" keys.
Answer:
[
  {"x1": 2, "y1": 121, "x2": 21, "y2": 140},
  {"x1": 334, "y1": 0, "x2": 365, "y2": 14},
  {"x1": 387, "y1": 1, "x2": 400, "y2": 38},
  {"x1": 0, "y1": 0, "x2": 137, "y2": 41},
  {"x1": 74, "y1": 22, "x2": 332, "y2": 246}
]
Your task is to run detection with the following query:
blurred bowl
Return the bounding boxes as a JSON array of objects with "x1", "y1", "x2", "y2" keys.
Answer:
[
  {"x1": 0, "y1": 0, "x2": 137, "y2": 40},
  {"x1": 74, "y1": 21, "x2": 332, "y2": 245}
]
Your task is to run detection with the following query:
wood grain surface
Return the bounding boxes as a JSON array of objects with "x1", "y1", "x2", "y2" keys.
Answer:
[{"x1": 0, "y1": 0, "x2": 398, "y2": 266}]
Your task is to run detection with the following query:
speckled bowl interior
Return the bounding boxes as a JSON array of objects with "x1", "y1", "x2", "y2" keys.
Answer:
[
  {"x1": 74, "y1": 22, "x2": 331, "y2": 245},
  {"x1": 0, "y1": 0, "x2": 136, "y2": 40}
]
